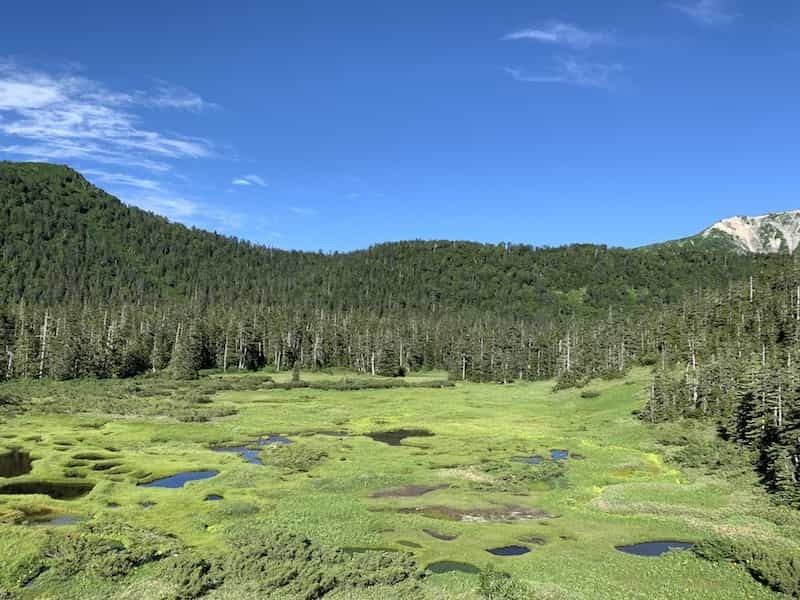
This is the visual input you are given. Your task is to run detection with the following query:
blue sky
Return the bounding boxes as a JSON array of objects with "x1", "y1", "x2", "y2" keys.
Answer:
[{"x1": 1, "y1": 0, "x2": 799, "y2": 251}]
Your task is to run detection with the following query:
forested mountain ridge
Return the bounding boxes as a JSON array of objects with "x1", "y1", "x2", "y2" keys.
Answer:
[
  {"x1": 0, "y1": 161, "x2": 779, "y2": 320},
  {"x1": 2, "y1": 160, "x2": 799, "y2": 508}
]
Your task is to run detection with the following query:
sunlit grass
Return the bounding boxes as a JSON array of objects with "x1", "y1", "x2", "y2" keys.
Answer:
[{"x1": 0, "y1": 368, "x2": 794, "y2": 598}]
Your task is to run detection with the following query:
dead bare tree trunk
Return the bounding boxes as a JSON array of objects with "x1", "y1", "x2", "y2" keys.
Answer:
[{"x1": 38, "y1": 310, "x2": 50, "y2": 379}]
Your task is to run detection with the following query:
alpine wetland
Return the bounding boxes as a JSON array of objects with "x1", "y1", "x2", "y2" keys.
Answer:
[{"x1": 2, "y1": 2, "x2": 800, "y2": 598}]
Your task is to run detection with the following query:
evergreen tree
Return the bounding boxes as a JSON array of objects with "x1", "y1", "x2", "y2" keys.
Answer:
[{"x1": 169, "y1": 322, "x2": 201, "y2": 380}]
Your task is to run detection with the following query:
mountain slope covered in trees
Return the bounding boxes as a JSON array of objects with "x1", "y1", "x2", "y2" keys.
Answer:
[
  {"x1": 0, "y1": 161, "x2": 776, "y2": 319},
  {"x1": 2, "y1": 160, "x2": 799, "y2": 508}
]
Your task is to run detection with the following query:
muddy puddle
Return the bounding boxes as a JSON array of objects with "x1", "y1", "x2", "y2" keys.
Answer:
[
  {"x1": 391, "y1": 503, "x2": 554, "y2": 523},
  {"x1": 486, "y1": 545, "x2": 530, "y2": 556},
  {"x1": 427, "y1": 561, "x2": 479, "y2": 574},
  {"x1": 423, "y1": 528, "x2": 459, "y2": 541},
  {"x1": 0, "y1": 480, "x2": 94, "y2": 500},
  {"x1": 366, "y1": 429, "x2": 434, "y2": 446},
  {"x1": 0, "y1": 448, "x2": 33, "y2": 477},
  {"x1": 370, "y1": 484, "x2": 448, "y2": 498}
]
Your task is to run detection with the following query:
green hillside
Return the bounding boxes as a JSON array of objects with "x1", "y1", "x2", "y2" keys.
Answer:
[{"x1": 0, "y1": 161, "x2": 777, "y2": 320}]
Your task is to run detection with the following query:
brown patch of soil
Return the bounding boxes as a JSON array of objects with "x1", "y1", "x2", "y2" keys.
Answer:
[
  {"x1": 423, "y1": 528, "x2": 459, "y2": 541},
  {"x1": 370, "y1": 484, "x2": 448, "y2": 498},
  {"x1": 519, "y1": 536, "x2": 547, "y2": 545},
  {"x1": 388, "y1": 504, "x2": 556, "y2": 523}
]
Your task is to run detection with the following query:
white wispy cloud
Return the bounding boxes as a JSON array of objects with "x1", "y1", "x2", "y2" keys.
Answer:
[
  {"x1": 232, "y1": 174, "x2": 266, "y2": 187},
  {"x1": 667, "y1": 0, "x2": 738, "y2": 25},
  {"x1": 504, "y1": 58, "x2": 624, "y2": 89},
  {"x1": 82, "y1": 169, "x2": 162, "y2": 191},
  {"x1": 0, "y1": 142, "x2": 172, "y2": 171},
  {"x1": 127, "y1": 194, "x2": 243, "y2": 230},
  {"x1": 143, "y1": 80, "x2": 218, "y2": 112},
  {"x1": 0, "y1": 60, "x2": 215, "y2": 172},
  {"x1": 133, "y1": 195, "x2": 200, "y2": 218},
  {"x1": 503, "y1": 22, "x2": 613, "y2": 49}
]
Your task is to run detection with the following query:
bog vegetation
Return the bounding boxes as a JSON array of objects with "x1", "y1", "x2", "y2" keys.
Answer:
[
  {"x1": 1, "y1": 161, "x2": 800, "y2": 598},
  {"x1": 1, "y1": 370, "x2": 798, "y2": 599}
]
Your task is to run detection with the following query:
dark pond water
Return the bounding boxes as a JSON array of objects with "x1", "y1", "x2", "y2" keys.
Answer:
[
  {"x1": 366, "y1": 429, "x2": 434, "y2": 446},
  {"x1": 0, "y1": 480, "x2": 94, "y2": 500},
  {"x1": 22, "y1": 566, "x2": 48, "y2": 588},
  {"x1": 37, "y1": 515, "x2": 83, "y2": 526},
  {"x1": 550, "y1": 449, "x2": 569, "y2": 461},
  {"x1": 212, "y1": 446, "x2": 263, "y2": 465},
  {"x1": 427, "y1": 561, "x2": 480, "y2": 574},
  {"x1": 616, "y1": 541, "x2": 694, "y2": 557},
  {"x1": 0, "y1": 449, "x2": 33, "y2": 477},
  {"x1": 512, "y1": 456, "x2": 544, "y2": 465},
  {"x1": 486, "y1": 545, "x2": 531, "y2": 556},
  {"x1": 141, "y1": 471, "x2": 219, "y2": 488},
  {"x1": 205, "y1": 494, "x2": 224, "y2": 502},
  {"x1": 257, "y1": 435, "x2": 293, "y2": 446}
]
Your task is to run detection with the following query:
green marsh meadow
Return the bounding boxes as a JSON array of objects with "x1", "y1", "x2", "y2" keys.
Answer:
[{"x1": 0, "y1": 369, "x2": 797, "y2": 599}]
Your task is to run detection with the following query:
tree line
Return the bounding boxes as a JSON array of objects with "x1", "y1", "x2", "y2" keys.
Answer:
[{"x1": 2, "y1": 160, "x2": 799, "y2": 506}]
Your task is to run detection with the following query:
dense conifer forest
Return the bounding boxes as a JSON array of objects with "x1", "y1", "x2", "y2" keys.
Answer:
[{"x1": 1, "y1": 160, "x2": 799, "y2": 509}]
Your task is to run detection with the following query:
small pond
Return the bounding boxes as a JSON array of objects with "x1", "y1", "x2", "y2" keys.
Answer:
[
  {"x1": 550, "y1": 450, "x2": 569, "y2": 461},
  {"x1": 0, "y1": 449, "x2": 33, "y2": 478},
  {"x1": 0, "y1": 480, "x2": 94, "y2": 500},
  {"x1": 205, "y1": 494, "x2": 224, "y2": 502},
  {"x1": 512, "y1": 456, "x2": 544, "y2": 465},
  {"x1": 486, "y1": 545, "x2": 531, "y2": 556},
  {"x1": 35, "y1": 515, "x2": 84, "y2": 526},
  {"x1": 366, "y1": 429, "x2": 434, "y2": 446},
  {"x1": 141, "y1": 471, "x2": 219, "y2": 488},
  {"x1": 257, "y1": 435, "x2": 293, "y2": 446},
  {"x1": 212, "y1": 446, "x2": 263, "y2": 465},
  {"x1": 427, "y1": 561, "x2": 480, "y2": 574},
  {"x1": 616, "y1": 541, "x2": 694, "y2": 557}
]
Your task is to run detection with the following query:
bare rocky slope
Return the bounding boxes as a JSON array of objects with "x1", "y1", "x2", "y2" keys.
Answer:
[{"x1": 702, "y1": 210, "x2": 800, "y2": 254}]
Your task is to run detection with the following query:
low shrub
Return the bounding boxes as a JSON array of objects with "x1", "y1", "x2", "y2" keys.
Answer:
[
  {"x1": 264, "y1": 444, "x2": 328, "y2": 473},
  {"x1": 44, "y1": 520, "x2": 181, "y2": 580},
  {"x1": 694, "y1": 537, "x2": 800, "y2": 597},
  {"x1": 479, "y1": 565, "x2": 531, "y2": 600},
  {"x1": 158, "y1": 553, "x2": 225, "y2": 600},
  {"x1": 478, "y1": 460, "x2": 566, "y2": 492},
  {"x1": 670, "y1": 436, "x2": 754, "y2": 479}
]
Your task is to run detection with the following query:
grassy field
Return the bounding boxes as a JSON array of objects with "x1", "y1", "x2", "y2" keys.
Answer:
[{"x1": 0, "y1": 368, "x2": 798, "y2": 599}]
